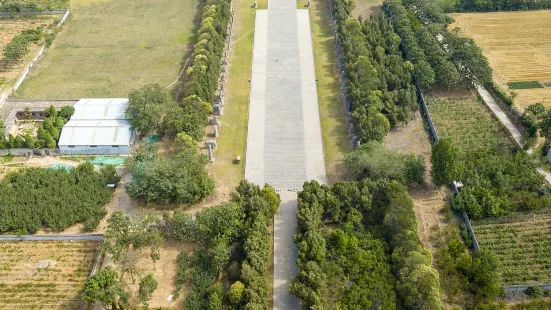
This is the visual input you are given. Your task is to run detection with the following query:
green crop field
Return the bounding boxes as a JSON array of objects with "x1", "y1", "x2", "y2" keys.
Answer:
[
  {"x1": 507, "y1": 81, "x2": 544, "y2": 90},
  {"x1": 426, "y1": 95, "x2": 516, "y2": 155},
  {"x1": 472, "y1": 213, "x2": 551, "y2": 285},
  {"x1": 14, "y1": 0, "x2": 199, "y2": 98}
]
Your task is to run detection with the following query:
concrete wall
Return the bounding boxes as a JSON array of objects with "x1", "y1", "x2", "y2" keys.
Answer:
[
  {"x1": 59, "y1": 145, "x2": 130, "y2": 155},
  {"x1": 0, "y1": 148, "x2": 59, "y2": 156}
]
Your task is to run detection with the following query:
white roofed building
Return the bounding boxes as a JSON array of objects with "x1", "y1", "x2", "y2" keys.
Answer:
[{"x1": 58, "y1": 98, "x2": 135, "y2": 155}]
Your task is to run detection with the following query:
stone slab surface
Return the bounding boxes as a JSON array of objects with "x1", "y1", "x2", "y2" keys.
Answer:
[
  {"x1": 245, "y1": 3, "x2": 326, "y2": 310},
  {"x1": 273, "y1": 191, "x2": 301, "y2": 310}
]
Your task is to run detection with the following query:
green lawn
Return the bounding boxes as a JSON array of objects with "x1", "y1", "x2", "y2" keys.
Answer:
[
  {"x1": 426, "y1": 94, "x2": 517, "y2": 155},
  {"x1": 14, "y1": 0, "x2": 199, "y2": 98},
  {"x1": 209, "y1": 0, "x2": 266, "y2": 192},
  {"x1": 310, "y1": 0, "x2": 351, "y2": 183}
]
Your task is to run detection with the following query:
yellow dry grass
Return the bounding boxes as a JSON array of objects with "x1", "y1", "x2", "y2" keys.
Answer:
[{"x1": 450, "y1": 10, "x2": 551, "y2": 111}]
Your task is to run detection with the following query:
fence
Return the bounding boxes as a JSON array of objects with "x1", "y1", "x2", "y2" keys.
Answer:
[
  {"x1": 505, "y1": 284, "x2": 551, "y2": 293},
  {"x1": 461, "y1": 211, "x2": 480, "y2": 250},
  {"x1": 0, "y1": 10, "x2": 67, "y2": 15},
  {"x1": 328, "y1": 0, "x2": 357, "y2": 148}
]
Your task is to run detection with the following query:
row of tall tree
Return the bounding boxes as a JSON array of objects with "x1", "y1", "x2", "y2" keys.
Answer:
[
  {"x1": 390, "y1": 0, "x2": 494, "y2": 87},
  {"x1": 0, "y1": 0, "x2": 69, "y2": 12},
  {"x1": 455, "y1": 0, "x2": 551, "y2": 12},
  {"x1": 333, "y1": 0, "x2": 418, "y2": 143}
]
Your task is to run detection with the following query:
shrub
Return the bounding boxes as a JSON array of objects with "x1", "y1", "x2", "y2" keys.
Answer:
[{"x1": 228, "y1": 281, "x2": 245, "y2": 304}]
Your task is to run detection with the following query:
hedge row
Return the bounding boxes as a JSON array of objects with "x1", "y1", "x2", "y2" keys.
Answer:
[
  {"x1": 166, "y1": 0, "x2": 230, "y2": 139},
  {"x1": 3, "y1": 27, "x2": 43, "y2": 62}
]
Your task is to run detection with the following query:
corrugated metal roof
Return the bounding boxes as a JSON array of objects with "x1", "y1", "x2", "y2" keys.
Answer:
[
  {"x1": 58, "y1": 98, "x2": 133, "y2": 146},
  {"x1": 72, "y1": 98, "x2": 128, "y2": 120}
]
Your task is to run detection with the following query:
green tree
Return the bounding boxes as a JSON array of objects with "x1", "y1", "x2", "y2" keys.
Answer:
[
  {"x1": 138, "y1": 273, "x2": 158, "y2": 310},
  {"x1": 42, "y1": 118, "x2": 53, "y2": 131},
  {"x1": 228, "y1": 281, "x2": 245, "y2": 304},
  {"x1": 431, "y1": 138, "x2": 459, "y2": 187},
  {"x1": 83, "y1": 267, "x2": 130, "y2": 309},
  {"x1": 13, "y1": 135, "x2": 24, "y2": 148},
  {"x1": 23, "y1": 107, "x2": 32, "y2": 119},
  {"x1": 174, "y1": 132, "x2": 198, "y2": 153},
  {"x1": 48, "y1": 105, "x2": 58, "y2": 118},
  {"x1": 127, "y1": 149, "x2": 214, "y2": 205},
  {"x1": 24, "y1": 134, "x2": 35, "y2": 148},
  {"x1": 59, "y1": 106, "x2": 75, "y2": 120},
  {"x1": 44, "y1": 132, "x2": 56, "y2": 148},
  {"x1": 49, "y1": 126, "x2": 60, "y2": 140},
  {"x1": 126, "y1": 83, "x2": 175, "y2": 134}
]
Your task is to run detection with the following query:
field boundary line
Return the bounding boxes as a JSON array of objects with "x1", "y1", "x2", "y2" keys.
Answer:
[
  {"x1": 0, "y1": 234, "x2": 104, "y2": 241},
  {"x1": 0, "y1": 10, "x2": 67, "y2": 15}
]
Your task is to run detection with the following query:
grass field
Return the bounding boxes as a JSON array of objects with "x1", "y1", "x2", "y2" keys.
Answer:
[
  {"x1": 0, "y1": 241, "x2": 98, "y2": 309},
  {"x1": 426, "y1": 88, "x2": 516, "y2": 155},
  {"x1": 351, "y1": 0, "x2": 382, "y2": 19},
  {"x1": 14, "y1": 0, "x2": 200, "y2": 98},
  {"x1": 0, "y1": 15, "x2": 56, "y2": 91},
  {"x1": 310, "y1": 0, "x2": 351, "y2": 183},
  {"x1": 472, "y1": 213, "x2": 551, "y2": 285},
  {"x1": 450, "y1": 10, "x2": 551, "y2": 111}
]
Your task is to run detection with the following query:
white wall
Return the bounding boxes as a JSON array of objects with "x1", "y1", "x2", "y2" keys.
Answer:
[{"x1": 59, "y1": 145, "x2": 130, "y2": 155}]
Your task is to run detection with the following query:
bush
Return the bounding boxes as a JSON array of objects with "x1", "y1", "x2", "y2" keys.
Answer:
[
  {"x1": 126, "y1": 149, "x2": 214, "y2": 205},
  {"x1": 345, "y1": 141, "x2": 425, "y2": 184},
  {"x1": 228, "y1": 281, "x2": 245, "y2": 304}
]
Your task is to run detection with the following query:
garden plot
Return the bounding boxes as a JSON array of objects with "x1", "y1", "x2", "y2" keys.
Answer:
[
  {"x1": 0, "y1": 15, "x2": 56, "y2": 91},
  {"x1": 450, "y1": 10, "x2": 551, "y2": 111},
  {"x1": 15, "y1": 0, "x2": 199, "y2": 98},
  {"x1": 0, "y1": 241, "x2": 98, "y2": 309},
  {"x1": 472, "y1": 213, "x2": 551, "y2": 285},
  {"x1": 425, "y1": 89, "x2": 516, "y2": 155}
]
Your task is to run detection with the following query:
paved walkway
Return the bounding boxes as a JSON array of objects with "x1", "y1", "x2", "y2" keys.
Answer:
[
  {"x1": 476, "y1": 85, "x2": 523, "y2": 146},
  {"x1": 245, "y1": 2, "x2": 326, "y2": 309}
]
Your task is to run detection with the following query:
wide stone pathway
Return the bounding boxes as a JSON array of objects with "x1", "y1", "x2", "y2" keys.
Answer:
[{"x1": 244, "y1": 1, "x2": 326, "y2": 309}]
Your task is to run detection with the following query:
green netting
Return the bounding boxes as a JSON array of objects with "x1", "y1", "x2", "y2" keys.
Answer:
[
  {"x1": 147, "y1": 134, "x2": 160, "y2": 143},
  {"x1": 89, "y1": 156, "x2": 125, "y2": 166},
  {"x1": 48, "y1": 164, "x2": 73, "y2": 171}
]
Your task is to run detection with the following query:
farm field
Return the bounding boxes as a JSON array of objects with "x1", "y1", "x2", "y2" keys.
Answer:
[
  {"x1": 14, "y1": 0, "x2": 200, "y2": 98},
  {"x1": 425, "y1": 88, "x2": 516, "y2": 155},
  {"x1": 472, "y1": 213, "x2": 551, "y2": 285},
  {"x1": 450, "y1": 10, "x2": 551, "y2": 111},
  {"x1": 0, "y1": 0, "x2": 69, "y2": 12},
  {"x1": 0, "y1": 241, "x2": 98, "y2": 309},
  {"x1": 0, "y1": 15, "x2": 56, "y2": 91}
]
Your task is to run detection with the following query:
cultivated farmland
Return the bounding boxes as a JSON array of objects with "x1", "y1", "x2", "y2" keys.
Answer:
[
  {"x1": 15, "y1": 0, "x2": 199, "y2": 98},
  {"x1": 0, "y1": 15, "x2": 56, "y2": 91},
  {"x1": 0, "y1": 241, "x2": 98, "y2": 309},
  {"x1": 425, "y1": 89, "x2": 516, "y2": 155},
  {"x1": 472, "y1": 213, "x2": 551, "y2": 285},
  {"x1": 450, "y1": 10, "x2": 551, "y2": 111}
]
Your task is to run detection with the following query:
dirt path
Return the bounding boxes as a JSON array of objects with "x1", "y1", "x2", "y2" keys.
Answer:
[{"x1": 384, "y1": 112, "x2": 448, "y2": 251}]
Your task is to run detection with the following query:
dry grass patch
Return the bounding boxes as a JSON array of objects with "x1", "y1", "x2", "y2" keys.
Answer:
[
  {"x1": 0, "y1": 241, "x2": 98, "y2": 309},
  {"x1": 351, "y1": 0, "x2": 382, "y2": 20},
  {"x1": 450, "y1": 10, "x2": 551, "y2": 111}
]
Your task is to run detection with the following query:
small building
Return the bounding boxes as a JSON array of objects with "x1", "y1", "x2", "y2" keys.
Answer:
[{"x1": 58, "y1": 98, "x2": 135, "y2": 155}]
